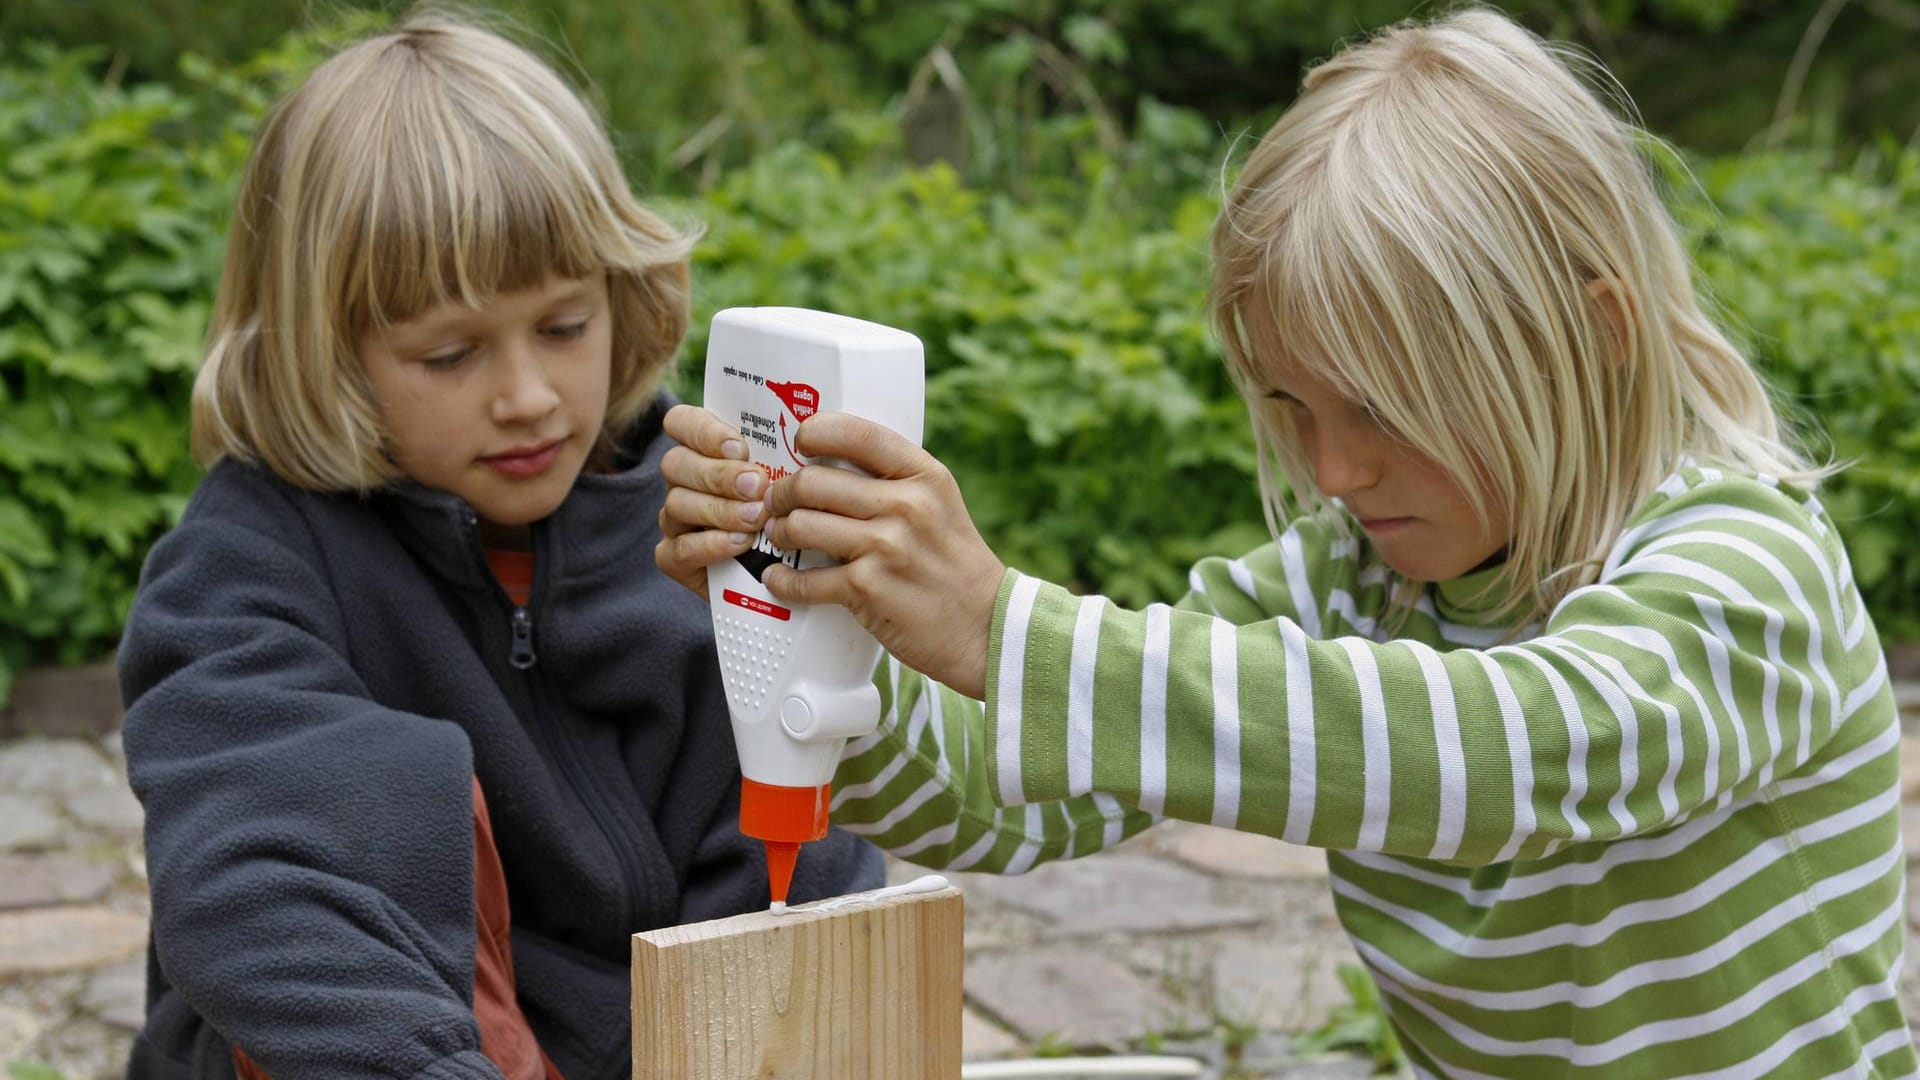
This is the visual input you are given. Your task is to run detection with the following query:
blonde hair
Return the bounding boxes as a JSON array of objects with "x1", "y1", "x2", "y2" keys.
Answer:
[
  {"x1": 193, "y1": 11, "x2": 696, "y2": 491},
  {"x1": 1209, "y1": 6, "x2": 1820, "y2": 627}
]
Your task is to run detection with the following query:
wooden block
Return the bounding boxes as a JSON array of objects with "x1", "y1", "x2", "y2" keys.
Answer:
[{"x1": 633, "y1": 881, "x2": 964, "y2": 1080}]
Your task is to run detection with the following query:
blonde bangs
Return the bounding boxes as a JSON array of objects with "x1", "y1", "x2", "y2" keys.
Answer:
[{"x1": 342, "y1": 59, "x2": 623, "y2": 331}]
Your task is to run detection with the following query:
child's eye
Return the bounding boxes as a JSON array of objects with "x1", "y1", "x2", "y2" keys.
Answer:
[
  {"x1": 425, "y1": 348, "x2": 472, "y2": 371},
  {"x1": 1266, "y1": 390, "x2": 1309, "y2": 414},
  {"x1": 544, "y1": 319, "x2": 589, "y2": 341}
]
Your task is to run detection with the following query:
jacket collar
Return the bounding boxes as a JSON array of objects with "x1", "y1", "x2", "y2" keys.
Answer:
[{"x1": 376, "y1": 392, "x2": 676, "y2": 596}]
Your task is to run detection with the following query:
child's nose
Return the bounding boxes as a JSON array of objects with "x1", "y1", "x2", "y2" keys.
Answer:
[
  {"x1": 490, "y1": 340, "x2": 560, "y2": 425},
  {"x1": 1309, "y1": 419, "x2": 1382, "y2": 498}
]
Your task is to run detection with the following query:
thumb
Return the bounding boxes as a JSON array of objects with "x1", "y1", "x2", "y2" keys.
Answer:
[{"x1": 762, "y1": 563, "x2": 848, "y2": 609}]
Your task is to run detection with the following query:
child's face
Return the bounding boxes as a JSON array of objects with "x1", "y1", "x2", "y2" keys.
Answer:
[
  {"x1": 358, "y1": 274, "x2": 612, "y2": 542},
  {"x1": 1262, "y1": 361, "x2": 1511, "y2": 582}
]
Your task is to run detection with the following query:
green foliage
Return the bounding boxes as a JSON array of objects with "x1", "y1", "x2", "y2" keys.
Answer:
[
  {"x1": 5, "y1": 1062, "x2": 70, "y2": 1080},
  {"x1": 800, "y1": 0, "x2": 1918, "y2": 165},
  {"x1": 0, "y1": 28, "x2": 348, "y2": 697},
  {"x1": 6, "y1": 1, "x2": 1916, "y2": 194},
  {"x1": 504, "y1": 0, "x2": 871, "y2": 194},
  {"x1": 0, "y1": 0, "x2": 326, "y2": 85},
  {"x1": 1291, "y1": 963, "x2": 1408, "y2": 1073},
  {"x1": 1026, "y1": 1031, "x2": 1079, "y2": 1057},
  {"x1": 1677, "y1": 144, "x2": 1920, "y2": 638}
]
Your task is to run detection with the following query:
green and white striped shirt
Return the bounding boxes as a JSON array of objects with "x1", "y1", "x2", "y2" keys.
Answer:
[{"x1": 831, "y1": 467, "x2": 1915, "y2": 1078}]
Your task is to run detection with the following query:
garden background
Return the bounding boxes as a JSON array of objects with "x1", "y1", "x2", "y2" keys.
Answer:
[
  {"x1": 0, "y1": 0, "x2": 1916, "y2": 716},
  {"x1": 1, "y1": 1, "x2": 1919, "y2": 1075}
]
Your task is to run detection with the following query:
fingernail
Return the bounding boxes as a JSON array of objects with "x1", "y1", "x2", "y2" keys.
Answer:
[
  {"x1": 727, "y1": 532, "x2": 750, "y2": 545},
  {"x1": 739, "y1": 501, "x2": 763, "y2": 524},
  {"x1": 736, "y1": 471, "x2": 764, "y2": 498},
  {"x1": 721, "y1": 439, "x2": 744, "y2": 459}
]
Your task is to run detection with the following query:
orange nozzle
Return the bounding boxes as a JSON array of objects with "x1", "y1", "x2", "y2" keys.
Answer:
[
  {"x1": 764, "y1": 841, "x2": 800, "y2": 905},
  {"x1": 740, "y1": 777, "x2": 831, "y2": 905}
]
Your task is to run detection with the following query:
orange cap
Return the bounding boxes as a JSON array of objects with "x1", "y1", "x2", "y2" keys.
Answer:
[{"x1": 741, "y1": 778, "x2": 831, "y2": 904}]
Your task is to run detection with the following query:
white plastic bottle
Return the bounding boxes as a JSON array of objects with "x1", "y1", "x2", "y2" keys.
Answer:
[{"x1": 701, "y1": 307, "x2": 925, "y2": 907}]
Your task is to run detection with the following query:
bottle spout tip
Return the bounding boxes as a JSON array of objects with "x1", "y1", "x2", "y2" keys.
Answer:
[{"x1": 764, "y1": 840, "x2": 799, "y2": 906}]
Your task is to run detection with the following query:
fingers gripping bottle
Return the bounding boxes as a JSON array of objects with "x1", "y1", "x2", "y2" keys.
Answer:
[{"x1": 702, "y1": 308, "x2": 925, "y2": 909}]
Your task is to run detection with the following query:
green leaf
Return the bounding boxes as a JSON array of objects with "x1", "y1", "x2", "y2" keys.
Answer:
[
  {"x1": 46, "y1": 350, "x2": 117, "y2": 385},
  {"x1": 1062, "y1": 15, "x2": 1126, "y2": 65},
  {"x1": 0, "y1": 553, "x2": 32, "y2": 608},
  {"x1": 30, "y1": 246, "x2": 88, "y2": 284},
  {"x1": 0, "y1": 499, "x2": 56, "y2": 566},
  {"x1": 124, "y1": 295, "x2": 209, "y2": 373}
]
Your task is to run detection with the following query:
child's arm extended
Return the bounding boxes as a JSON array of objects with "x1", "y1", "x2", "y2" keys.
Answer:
[
  {"x1": 119, "y1": 479, "x2": 502, "y2": 1077},
  {"x1": 825, "y1": 545, "x2": 1294, "y2": 871},
  {"x1": 759, "y1": 416, "x2": 1878, "y2": 867},
  {"x1": 659, "y1": 405, "x2": 1332, "y2": 872}
]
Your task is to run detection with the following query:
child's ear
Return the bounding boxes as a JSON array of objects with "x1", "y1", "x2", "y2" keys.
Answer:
[{"x1": 1585, "y1": 278, "x2": 1634, "y2": 364}]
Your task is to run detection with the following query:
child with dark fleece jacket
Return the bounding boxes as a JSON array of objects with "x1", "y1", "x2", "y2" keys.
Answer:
[{"x1": 116, "y1": 15, "x2": 879, "y2": 1079}]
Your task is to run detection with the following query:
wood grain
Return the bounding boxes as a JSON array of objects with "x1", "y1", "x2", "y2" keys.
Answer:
[{"x1": 632, "y1": 884, "x2": 964, "y2": 1079}]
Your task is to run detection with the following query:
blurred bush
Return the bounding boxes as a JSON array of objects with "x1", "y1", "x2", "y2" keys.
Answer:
[
  {"x1": 802, "y1": 0, "x2": 1920, "y2": 162},
  {"x1": 0, "y1": 26, "x2": 366, "y2": 701},
  {"x1": 1677, "y1": 144, "x2": 1920, "y2": 637},
  {"x1": 3, "y1": 1, "x2": 1916, "y2": 194},
  {"x1": 0, "y1": 50, "x2": 224, "y2": 703}
]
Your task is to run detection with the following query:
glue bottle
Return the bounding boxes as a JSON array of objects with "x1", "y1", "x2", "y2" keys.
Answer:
[{"x1": 701, "y1": 307, "x2": 925, "y2": 908}]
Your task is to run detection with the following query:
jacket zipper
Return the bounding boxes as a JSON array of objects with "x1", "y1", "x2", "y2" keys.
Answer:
[
  {"x1": 509, "y1": 607, "x2": 536, "y2": 669},
  {"x1": 465, "y1": 506, "x2": 646, "y2": 931}
]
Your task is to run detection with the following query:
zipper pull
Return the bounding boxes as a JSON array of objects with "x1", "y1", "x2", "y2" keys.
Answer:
[{"x1": 510, "y1": 607, "x2": 537, "y2": 670}]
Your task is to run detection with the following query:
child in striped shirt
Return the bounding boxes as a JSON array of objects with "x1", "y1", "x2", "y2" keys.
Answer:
[{"x1": 656, "y1": 9, "x2": 1913, "y2": 1077}]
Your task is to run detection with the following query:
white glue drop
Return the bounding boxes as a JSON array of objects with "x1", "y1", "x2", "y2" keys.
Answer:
[
  {"x1": 885, "y1": 874, "x2": 950, "y2": 898},
  {"x1": 766, "y1": 875, "x2": 948, "y2": 919}
]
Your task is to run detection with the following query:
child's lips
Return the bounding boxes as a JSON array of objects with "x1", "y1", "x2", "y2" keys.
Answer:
[
  {"x1": 483, "y1": 438, "x2": 564, "y2": 477},
  {"x1": 1358, "y1": 515, "x2": 1416, "y2": 534}
]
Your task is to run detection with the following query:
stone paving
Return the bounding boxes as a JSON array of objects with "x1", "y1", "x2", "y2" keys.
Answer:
[
  {"x1": 0, "y1": 732, "x2": 150, "y2": 1079},
  {"x1": 6, "y1": 660, "x2": 1920, "y2": 1078}
]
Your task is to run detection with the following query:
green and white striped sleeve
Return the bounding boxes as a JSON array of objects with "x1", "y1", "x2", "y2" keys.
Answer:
[
  {"x1": 827, "y1": 658, "x2": 1151, "y2": 872},
  {"x1": 828, "y1": 517, "x2": 1351, "y2": 871},
  {"x1": 982, "y1": 473, "x2": 1865, "y2": 865}
]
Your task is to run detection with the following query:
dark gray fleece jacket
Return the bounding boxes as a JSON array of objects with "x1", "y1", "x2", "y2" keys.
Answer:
[{"x1": 116, "y1": 393, "x2": 882, "y2": 1080}]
